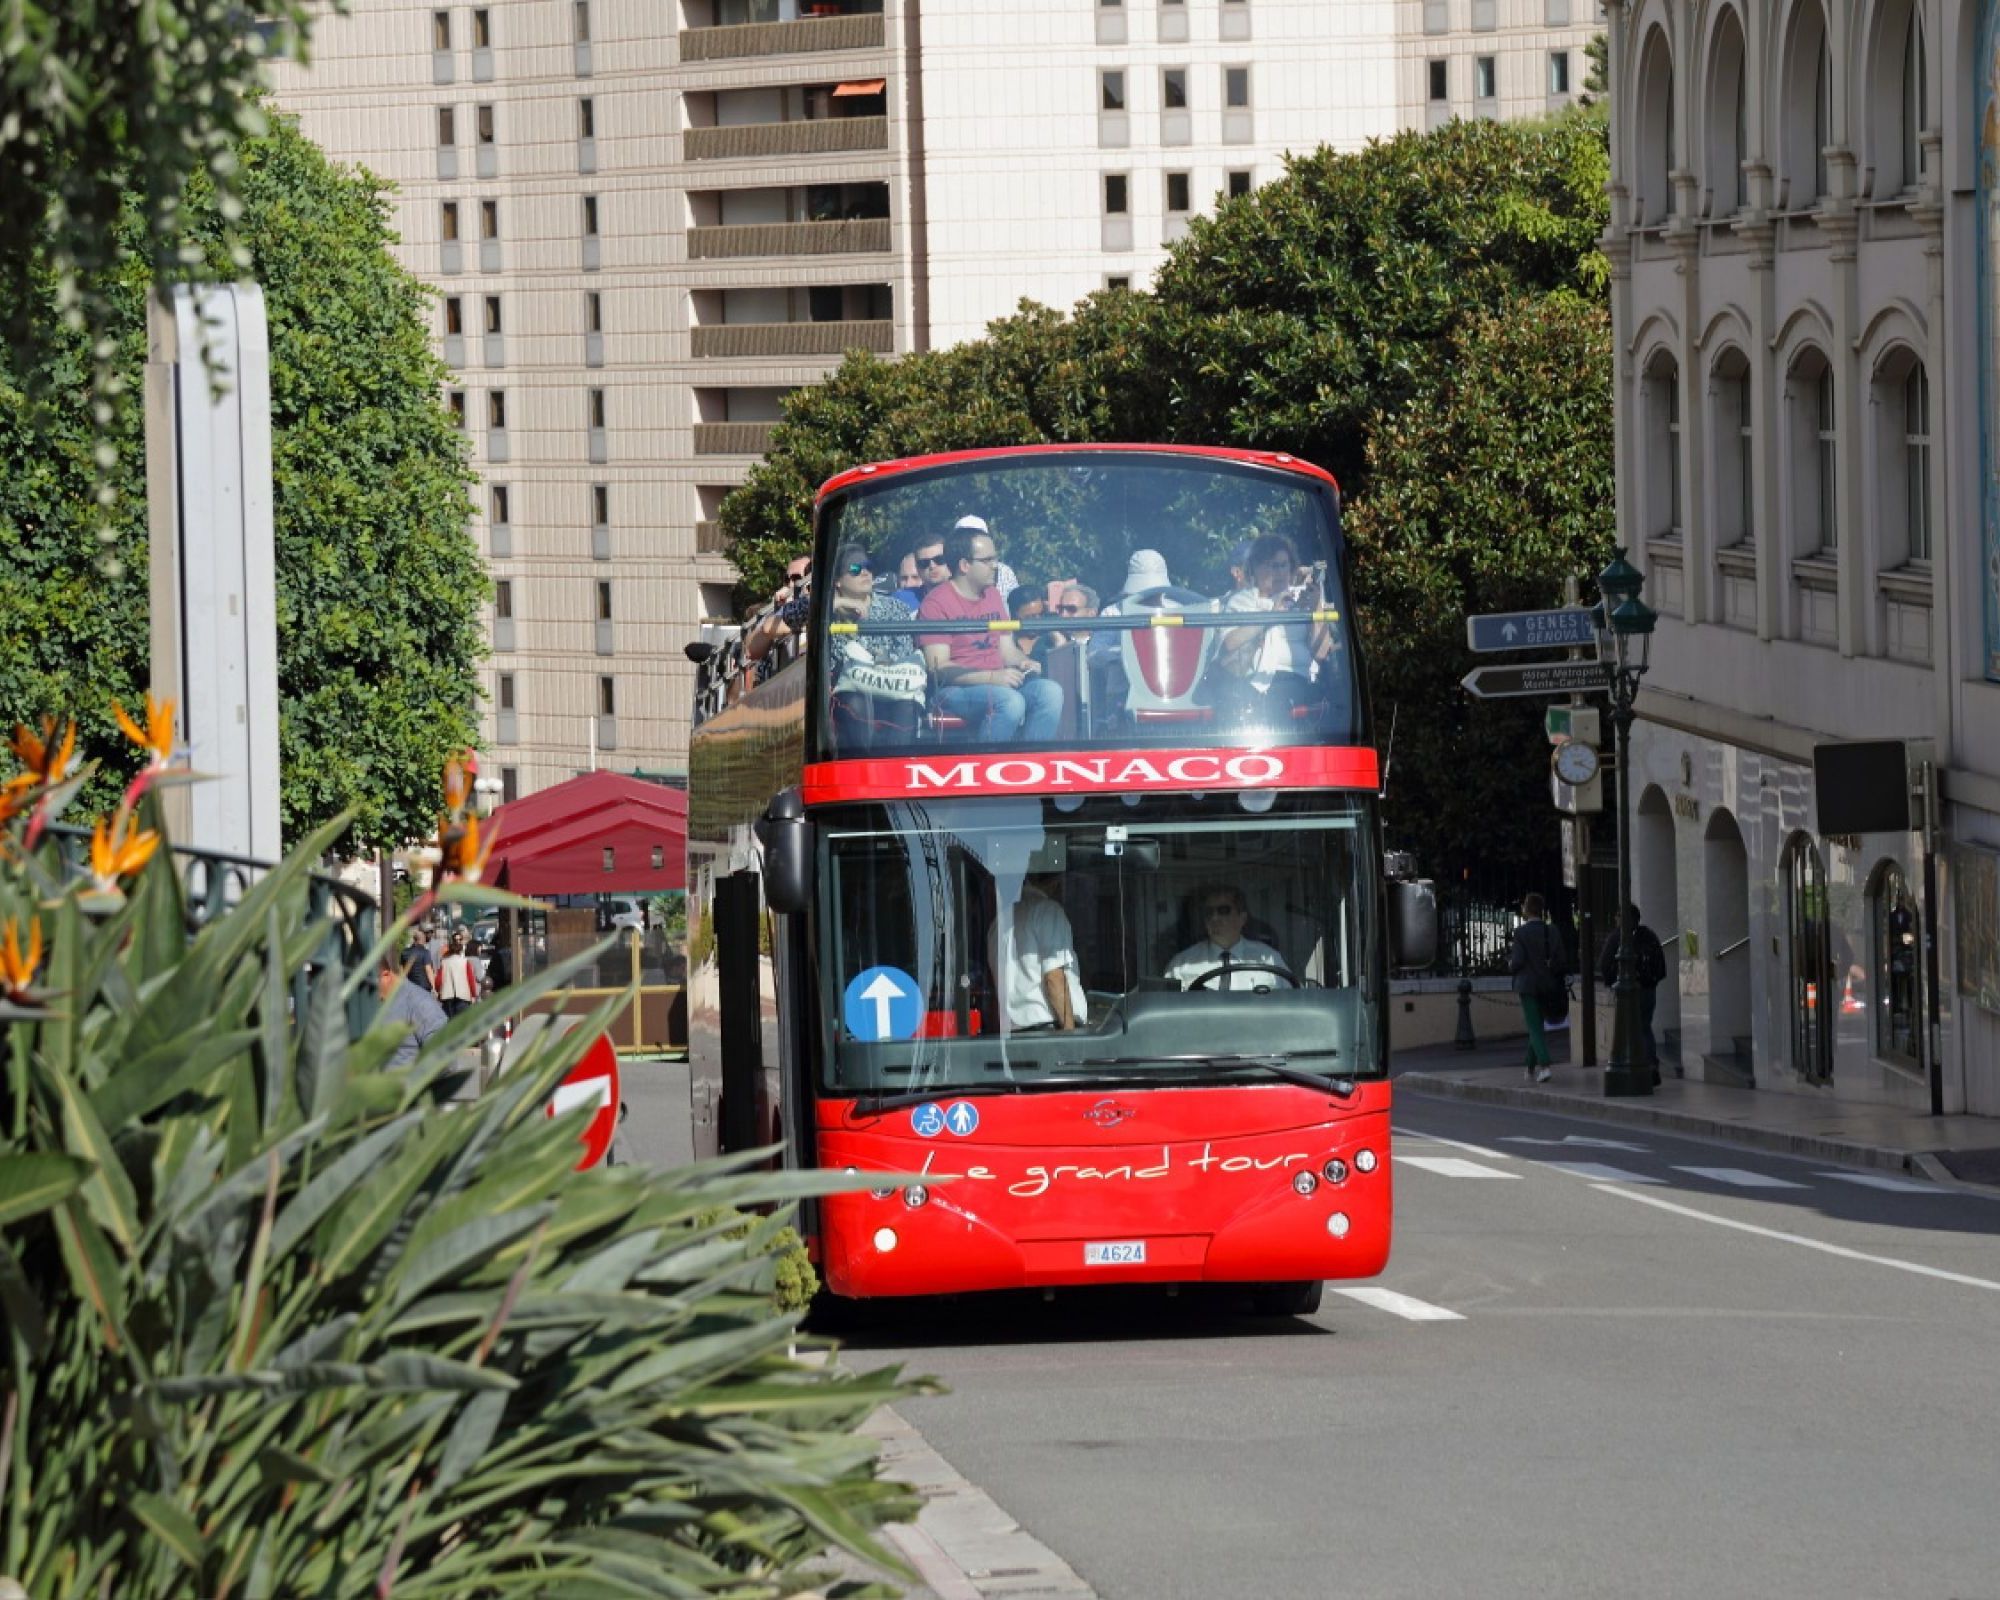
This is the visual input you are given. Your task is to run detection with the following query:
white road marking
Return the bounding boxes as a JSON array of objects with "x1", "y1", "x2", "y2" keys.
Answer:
[
  {"x1": 1501, "y1": 1135, "x2": 1650, "y2": 1152},
  {"x1": 1538, "y1": 1162, "x2": 1664, "y2": 1184},
  {"x1": 1333, "y1": 1286, "x2": 1467, "y2": 1322},
  {"x1": 1672, "y1": 1166, "x2": 1808, "y2": 1189},
  {"x1": 551, "y1": 1079, "x2": 612, "y2": 1117},
  {"x1": 1816, "y1": 1171, "x2": 1941, "y2": 1194},
  {"x1": 1390, "y1": 1125, "x2": 1513, "y2": 1160},
  {"x1": 1394, "y1": 1154, "x2": 1522, "y2": 1180},
  {"x1": 1593, "y1": 1184, "x2": 2000, "y2": 1294}
]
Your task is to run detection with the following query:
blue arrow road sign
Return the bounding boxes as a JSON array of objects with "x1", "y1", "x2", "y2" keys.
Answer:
[
  {"x1": 1466, "y1": 608, "x2": 1600, "y2": 653},
  {"x1": 843, "y1": 965, "x2": 923, "y2": 1042}
]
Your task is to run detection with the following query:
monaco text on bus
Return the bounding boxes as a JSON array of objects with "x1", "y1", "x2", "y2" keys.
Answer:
[{"x1": 685, "y1": 445, "x2": 1412, "y2": 1316}]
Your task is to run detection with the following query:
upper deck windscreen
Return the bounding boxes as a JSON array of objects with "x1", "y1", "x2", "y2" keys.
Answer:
[{"x1": 808, "y1": 454, "x2": 1358, "y2": 759}]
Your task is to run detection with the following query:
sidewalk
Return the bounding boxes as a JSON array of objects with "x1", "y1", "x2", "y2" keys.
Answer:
[{"x1": 1393, "y1": 1032, "x2": 2000, "y2": 1191}]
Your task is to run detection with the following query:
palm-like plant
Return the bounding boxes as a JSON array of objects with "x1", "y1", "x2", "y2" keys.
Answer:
[{"x1": 0, "y1": 725, "x2": 918, "y2": 1598}]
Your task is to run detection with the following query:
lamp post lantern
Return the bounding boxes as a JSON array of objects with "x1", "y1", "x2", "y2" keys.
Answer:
[{"x1": 1599, "y1": 550, "x2": 1657, "y2": 1097}]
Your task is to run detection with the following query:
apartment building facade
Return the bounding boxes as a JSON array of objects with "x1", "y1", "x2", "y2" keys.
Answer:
[
  {"x1": 1604, "y1": 0, "x2": 2000, "y2": 1115},
  {"x1": 267, "y1": 0, "x2": 1603, "y2": 800}
]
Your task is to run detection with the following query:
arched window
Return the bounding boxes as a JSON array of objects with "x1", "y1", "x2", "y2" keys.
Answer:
[
  {"x1": 1781, "y1": 0, "x2": 1832, "y2": 207},
  {"x1": 1869, "y1": 861, "x2": 1920, "y2": 1069},
  {"x1": 1872, "y1": 349, "x2": 1932, "y2": 569},
  {"x1": 1712, "y1": 347, "x2": 1754, "y2": 546},
  {"x1": 1644, "y1": 351, "x2": 1682, "y2": 537},
  {"x1": 1636, "y1": 28, "x2": 1675, "y2": 224},
  {"x1": 1784, "y1": 833, "x2": 1834, "y2": 1083},
  {"x1": 1901, "y1": 6, "x2": 1927, "y2": 188},
  {"x1": 1785, "y1": 346, "x2": 1837, "y2": 555},
  {"x1": 1705, "y1": 10, "x2": 1748, "y2": 214}
]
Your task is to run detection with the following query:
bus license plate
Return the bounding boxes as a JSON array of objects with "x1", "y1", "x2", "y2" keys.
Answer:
[{"x1": 1084, "y1": 1241, "x2": 1146, "y2": 1266}]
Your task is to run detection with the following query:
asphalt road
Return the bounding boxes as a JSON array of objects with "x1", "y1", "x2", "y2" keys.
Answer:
[{"x1": 836, "y1": 1093, "x2": 2000, "y2": 1600}]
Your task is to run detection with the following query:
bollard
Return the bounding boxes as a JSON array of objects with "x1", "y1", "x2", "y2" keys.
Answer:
[{"x1": 1454, "y1": 978, "x2": 1477, "y2": 1051}]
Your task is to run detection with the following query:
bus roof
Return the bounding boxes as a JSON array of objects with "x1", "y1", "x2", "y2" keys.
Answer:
[{"x1": 813, "y1": 443, "x2": 1341, "y2": 505}]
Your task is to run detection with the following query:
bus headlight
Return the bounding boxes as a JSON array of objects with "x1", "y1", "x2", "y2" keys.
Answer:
[
  {"x1": 1322, "y1": 1158, "x2": 1349, "y2": 1184},
  {"x1": 1292, "y1": 1170, "x2": 1318, "y2": 1196},
  {"x1": 869, "y1": 1185, "x2": 895, "y2": 1201},
  {"x1": 904, "y1": 1185, "x2": 930, "y2": 1209},
  {"x1": 1353, "y1": 1148, "x2": 1378, "y2": 1174},
  {"x1": 873, "y1": 1228, "x2": 898, "y2": 1253},
  {"x1": 1326, "y1": 1212, "x2": 1351, "y2": 1238}
]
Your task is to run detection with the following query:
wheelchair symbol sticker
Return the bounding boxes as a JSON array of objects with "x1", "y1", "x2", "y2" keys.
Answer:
[{"x1": 910, "y1": 1102, "x2": 946, "y2": 1138}]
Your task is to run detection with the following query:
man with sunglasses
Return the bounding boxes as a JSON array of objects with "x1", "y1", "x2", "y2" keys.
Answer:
[
  {"x1": 743, "y1": 552, "x2": 814, "y2": 665},
  {"x1": 918, "y1": 524, "x2": 1062, "y2": 741},
  {"x1": 1165, "y1": 884, "x2": 1290, "y2": 991}
]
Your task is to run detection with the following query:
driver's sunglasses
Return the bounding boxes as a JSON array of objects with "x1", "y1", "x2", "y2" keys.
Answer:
[{"x1": 1205, "y1": 903, "x2": 1242, "y2": 918}]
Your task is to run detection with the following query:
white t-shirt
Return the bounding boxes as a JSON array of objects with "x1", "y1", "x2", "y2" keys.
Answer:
[
  {"x1": 993, "y1": 885, "x2": 1087, "y2": 1030},
  {"x1": 1224, "y1": 587, "x2": 1315, "y2": 686},
  {"x1": 1165, "y1": 936, "x2": 1290, "y2": 990}
]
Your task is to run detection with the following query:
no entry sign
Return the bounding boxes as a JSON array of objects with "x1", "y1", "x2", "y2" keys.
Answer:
[{"x1": 547, "y1": 1032, "x2": 620, "y2": 1169}]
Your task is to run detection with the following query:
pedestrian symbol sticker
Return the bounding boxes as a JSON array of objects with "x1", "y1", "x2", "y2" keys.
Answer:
[
  {"x1": 843, "y1": 965, "x2": 922, "y2": 1042},
  {"x1": 944, "y1": 1101, "x2": 980, "y2": 1137},
  {"x1": 910, "y1": 1102, "x2": 946, "y2": 1138}
]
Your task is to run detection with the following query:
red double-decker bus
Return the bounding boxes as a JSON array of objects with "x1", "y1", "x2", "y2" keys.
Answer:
[{"x1": 686, "y1": 444, "x2": 1426, "y2": 1314}]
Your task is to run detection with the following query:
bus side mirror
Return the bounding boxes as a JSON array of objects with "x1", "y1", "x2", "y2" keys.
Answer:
[
  {"x1": 756, "y1": 789, "x2": 812, "y2": 916},
  {"x1": 1388, "y1": 878, "x2": 1438, "y2": 972}
]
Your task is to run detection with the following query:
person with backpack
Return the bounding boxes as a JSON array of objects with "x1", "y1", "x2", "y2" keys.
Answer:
[
  {"x1": 1509, "y1": 892, "x2": 1567, "y2": 1082},
  {"x1": 1598, "y1": 903, "x2": 1669, "y2": 1085}
]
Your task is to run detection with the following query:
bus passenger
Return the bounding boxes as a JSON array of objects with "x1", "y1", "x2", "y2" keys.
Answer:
[
  {"x1": 992, "y1": 868, "x2": 1085, "y2": 1031},
  {"x1": 1212, "y1": 534, "x2": 1332, "y2": 725},
  {"x1": 743, "y1": 552, "x2": 812, "y2": 665},
  {"x1": 919, "y1": 525, "x2": 1062, "y2": 741},
  {"x1": 826, "y1": 545, "x2": 926, "y2": 748},
  {"x1": 1165, "y1": 884, "x2": 1291, "y2": 990}
]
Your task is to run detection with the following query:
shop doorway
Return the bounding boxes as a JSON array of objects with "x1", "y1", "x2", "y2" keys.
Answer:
[
  {"x1": 1703, "y1": 808, "x2": 1753, "y2": 1083},
  {"x1": 1637, "y1": 786, "x2": 1681, "y2": 1067}
]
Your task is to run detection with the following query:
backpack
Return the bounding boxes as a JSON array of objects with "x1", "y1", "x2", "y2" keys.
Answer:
[{"x1": 1634, "y1": 927, "x2": 1668, "y2": 988}]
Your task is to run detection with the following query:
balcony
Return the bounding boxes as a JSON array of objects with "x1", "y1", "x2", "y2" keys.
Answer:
[
  {"x1": 696, "y1": 520, "x2": 729, "y2": 553},
  {"x1": 687, "y1": 217, "x2": 889, "y2": 259},
  {"x1": 694, "y1": 421, "x2": 779, "y2": 454},
  {"x1": 691, "y1": 319, "x2": 892, "y2": 358},
  {"x1": 680, "y1": 11, "x2": 884, "y2": 62},
  {"x1": 684, "y1": 115, "x2": 888, "y2": 162}
]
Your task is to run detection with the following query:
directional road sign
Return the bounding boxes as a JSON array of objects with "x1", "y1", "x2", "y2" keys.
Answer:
[
  {"x1": 843, "y1": 965, "x2": 923, "y2": 1042},
  {"x1": 1461, "y1": 661, "x2": 1609, "y2": 700},
  {"x1": 1466, "y1": 608, "x2": 1600, "y2": 653},
  {"x1": 547, "y1": 1032, "x2": 621, "y2": 1170}
]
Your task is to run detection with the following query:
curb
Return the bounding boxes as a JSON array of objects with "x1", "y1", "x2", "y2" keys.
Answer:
[{"x1": 1395, "y1": 1070, "x2": 2000, "y2": 1193}]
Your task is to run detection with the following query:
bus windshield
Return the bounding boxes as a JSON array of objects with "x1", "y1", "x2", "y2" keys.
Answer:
[
  {"x1": 810, "y1": 453, "x2": 1356, "y2": 758},
  {"x1": 817, "y1": 793, "x2": 1382, "y2": 1099}
]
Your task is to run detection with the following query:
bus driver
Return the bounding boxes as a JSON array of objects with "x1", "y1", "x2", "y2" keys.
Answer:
[{"x1": 1165, "y1": 885, "x2": 1291, "y2": 990}]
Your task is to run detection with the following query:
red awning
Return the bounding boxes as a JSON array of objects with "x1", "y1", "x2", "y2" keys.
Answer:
[
  {"x1": 483, "y1": 771, "x2": 686, "y2": 894},
  {"x1": 832, "y1": 79, "x2": 886, "y2": 97}
]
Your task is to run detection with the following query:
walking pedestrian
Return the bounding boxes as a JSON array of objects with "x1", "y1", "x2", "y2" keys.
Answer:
[
  {"x1": 1598, "y1": 903, "x2": 1669, "y2": 1085},
  {"x1": 436, "y1": 930, "x2": 480, "y2": 1018},
  {"x1": 1508, "y1": 891, "x2": 1566, "y2": 1083}
]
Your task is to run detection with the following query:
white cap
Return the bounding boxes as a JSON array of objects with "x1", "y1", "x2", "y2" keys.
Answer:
[
  {"x1": 1121, "y1": 548, "x2": 1171, "y2": 596},
  {"x1": 953, "y1": 514, "x2": 990, "y2": 535}
]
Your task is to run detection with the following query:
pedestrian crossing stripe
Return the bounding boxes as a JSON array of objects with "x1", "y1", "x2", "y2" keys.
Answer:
[
  {"x1": 1672, "y1": 1166, "x2": 1807, "y2": 1189},
  {"x1": 1394, "y1": 1155, "x2": 1521, "y2": 1180},
  {"x1": 1817, "y1": 1171, "x2": 1939, "y2": 1193},
  {"x1": 1536, "y1": 1161, "x2": 1664, "y2": 1184},
  {"x1": 1333, "y1": 1287, "x2": 1466, "y2": 1322}
]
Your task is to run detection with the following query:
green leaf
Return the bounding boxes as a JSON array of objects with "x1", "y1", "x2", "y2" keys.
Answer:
[
  {"x1": 130, "y1": 1491, "x2": 207, "y2": 1570},
  {"x1": 0, "y1": 1151, "x2": 93, "y2": 1229}
]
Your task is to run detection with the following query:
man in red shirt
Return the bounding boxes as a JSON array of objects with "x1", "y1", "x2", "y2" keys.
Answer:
[{"x1": 919, "y1": 523, "x2": 1062, "y2": 740}]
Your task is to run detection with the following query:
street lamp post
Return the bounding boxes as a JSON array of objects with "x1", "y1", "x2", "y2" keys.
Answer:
[{"x1": 1597, "y1": 549, "x2": 1657, "y2": 1098}]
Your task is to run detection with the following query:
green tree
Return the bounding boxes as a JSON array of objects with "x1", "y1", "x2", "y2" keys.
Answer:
[{"x1": 0, "y1": 113, "x2": 484, "y2": 851}]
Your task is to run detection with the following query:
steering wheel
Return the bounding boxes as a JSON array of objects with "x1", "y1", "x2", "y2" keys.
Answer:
[{"x1": 1185, "y1": 961, "x2": 1299, "y2": 992}]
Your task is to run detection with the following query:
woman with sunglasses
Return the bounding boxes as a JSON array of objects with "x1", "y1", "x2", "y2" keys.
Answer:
[{"x1": 826, "y1": 545, "x2": 926, "y2": 748}]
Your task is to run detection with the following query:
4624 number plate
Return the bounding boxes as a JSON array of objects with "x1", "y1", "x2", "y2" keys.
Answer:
[{"x1": 1083, "y1": 1241, "x2": 1146, "y2": 1266}]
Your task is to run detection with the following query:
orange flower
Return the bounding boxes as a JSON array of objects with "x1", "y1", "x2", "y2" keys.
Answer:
[
  {"x1": 0, "y1": 915, "x2": 41, "y2": 1003},
  {"x1": 9, "y1": 717, "x2": 76, "y2": 789},
  {"x1": 112, "y1": 693, "x2": 178, "y2": 769},
  {"x1": 443, "y1": 752, "x2": 475, "y2": 817},
  {"x1": 436, "y1": 811, "x2": 496, "y2": 885},
  {"x1": 89, "y1": 813, "x2": 162, "y2": 892}
]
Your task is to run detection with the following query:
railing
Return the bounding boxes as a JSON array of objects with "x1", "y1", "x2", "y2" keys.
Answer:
[
  {"x1": 679, "y1": 11, "x2": 885, "y2": 62},
  {"x1": 693, "y1": 420, "x2": 779, "y2": 455},
  {"x1": 695, "y1": 520, "x2": 729, "y2": 554},
  {"x1": 1714, "y1": 935, "x2": 1750, "y2": 960},
  {"x1": 691, "y1": 319, "x2": 893, "y2": 359},
  {"x1": 687, "y1": 218, "x2": 890, "y2": 260},
  {"x1": 45, "y1": 824, "x2": 381, "y2": 1039},
  {"x1": 684, "y1": 116, "x2": 888, "y2": 162}
]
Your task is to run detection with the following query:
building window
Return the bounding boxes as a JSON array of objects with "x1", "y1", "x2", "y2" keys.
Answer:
[
  {"x1": 1227, "y1": 169, "x2": 1252, "y2": 199},
  {"x1": 476, "y1": 103, "x2": 495, "y2": 145},
  {"x1": 433, "y1": 9, "x2": 451, "y2": 49},
  {"x1": 1165, "y1": 171, "x2": 1191, "y2": 212},
  {"x1": 1474, "y1": 56, "x2": 1497, "y2": 100},
  {"x1": 1813, "y1": 39, "x2": 1831, "y2": 201},
  {"x1": 1428, "y1": 59, "x2": 1447, "y2": 102},
  {"x1": 579, "y1": 97, "x2": 596, "y2": 138},
  {"x1": 575, "y1": 0, "x2": 592, "y2": 42},
  {"x1": 582, "y1": 195, "x2": 600, "y2": 235},
  {"x1": 588, "y1": 388, "x2": 606, "y2": 429},
  {"x1": 472, "y1": 8, "x2": 490, "y2": 48},
  {"x1": 593, "y1": 484, "x2": 610, "y2": 523},
  {"x1": 1905, "y1": 364, "x2": 1931, "y2": 562},
  {"x1": 1225, "y1": 66, "x2": 1250, "y2": 108},
  {"x1": 500, "y1": 766, "x2": 518, "y2": 804},
  {"x1": 495, "y1": 579, "x2": 513, "y2": 619},
  {"x1": 586, "y1": 291, "x2": 603, "y2": 333},
  {"x1": 597, "y1": 580, "x2": 614, "y2": 621},
  {"x1": 498, "y1": 673, "x2": 516, "y2": 711},
  {"x1": 1162, "y1": 68, "x2": 1187, "y2": 110},
  {"x1": 1666, "y1": 377, "x2": 1682, "y2": 533},
  {"x1": 491, "y1": 484, "x2": 510, "y2": 525},
  {"x1": 1705, "y1": 12, "x2": 1747, "y2": 215},
  {"x1": 483, "y1": 295, "x2": 502, "y2": 334},
  {"x1": 437, "y1": 106, "x2": 456, "y2": 146},
  {"x1": 1815, "y1": 367, "x2": 1837, "y2": 551},
  {"x1": 1424, "y1": 0, "x2": 1449, "y2": 34},
  {"x1": 447, "y1": 389, "x2": 466, "y2": 428},
  {"x1": 1734, "y1": 368, "x2": 1754, "y2": 546},
  {"x1": 1636, "y1": 26, "x2": 1673, "y2": 223},
  {"x1": 480, "y1": 199, "x2": 499, "y2": 238},
  {"x1": 443, "y1": 296, "x2": 464, "y2": 335},
  {"x1": 1871, "y1": 862, "x2": 1921, "y2": 1068},
  {"x1": 1106, "y1": 275, "x2": 1131, "y2": 290},
  {"x1": 598, "y1": 676, "x2": 617, "y2": 715},
  {"x1": 1642, "y1": 353, "x2": 1680, "y2": 538},
  {"x1": 1784, "y1": 834, "x2": 1834, "y2": 1084},
  {"x1": 1900, "y1": 7, "x2": 1927, "y2": 190},
  {"x1": 487, "y1": 390, "x2": 506, "y2": 429},
  {"x1": 1104, "y1": 173, "x2": 1129, "y2": 215},
  {"x1": 1101, "y1": 69, "x2": 1125, "y2": 111},
  {"x1": 1549, "y1": 51, "x2": 1570, "y2": 95}
]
